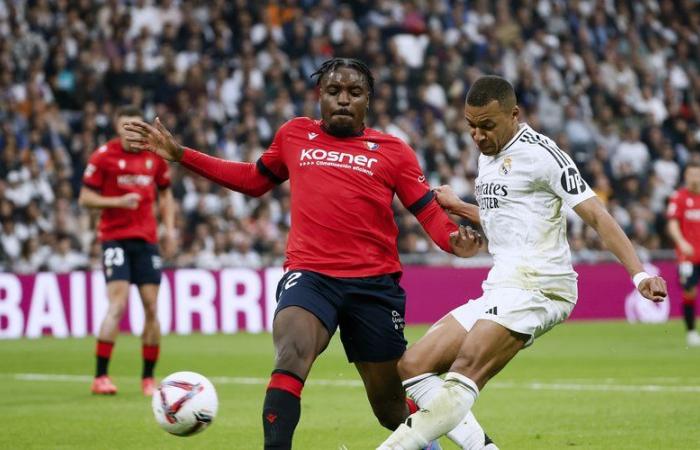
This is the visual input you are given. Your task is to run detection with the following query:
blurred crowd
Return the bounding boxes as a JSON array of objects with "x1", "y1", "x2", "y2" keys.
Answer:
[{"x1": 1, "y1": 0, "x2": 699, "y2": 273}]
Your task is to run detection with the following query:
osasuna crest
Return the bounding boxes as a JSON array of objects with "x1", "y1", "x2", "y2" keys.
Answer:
[
  {"x1": 499, "y1": 157, "x2": 512, "y2": 175},
  {"x1": 146, "y1": 159, "x2": 153, "y2": 170},
  {"x1": 85, "y1": 163, "x2": 96, "y2": 177},
  {"x1": 118, "y1": 159, "x2": 126, "y2": 169},
  {"x1": 366, "y1": 141, "x2": 379, "y2": 151}
]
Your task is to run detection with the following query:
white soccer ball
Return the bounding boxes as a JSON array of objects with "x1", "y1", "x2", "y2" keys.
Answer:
[{"x1": 152, "y1": 371, "x2": 218, "y2": 436}]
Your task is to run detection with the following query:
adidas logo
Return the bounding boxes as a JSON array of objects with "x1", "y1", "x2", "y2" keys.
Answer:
[
  {"x1": 485, "y1": 306, "x2": 498, "y2": 315},
  {"x1": 308, "y1": 132, "x2": 318, "y2": 140}
]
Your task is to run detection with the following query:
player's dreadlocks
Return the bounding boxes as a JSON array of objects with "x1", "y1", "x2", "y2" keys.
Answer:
[{"x1": 311, "y1": 58, "x2": 375, "y2": 95}]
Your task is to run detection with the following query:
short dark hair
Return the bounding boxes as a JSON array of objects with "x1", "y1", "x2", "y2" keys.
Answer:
[
  {"x1": 685, "y1": 161, "x2": 700, "y2": 171},
  {"x1": 311, "y1": 58, "x2": 375, "y2": 95},
  {"x1": 466, "y1": 76, "x2": 516, "y2": 109},
  {"x1": 115, "y1": 104, "x2": 142, "y2": 118}
]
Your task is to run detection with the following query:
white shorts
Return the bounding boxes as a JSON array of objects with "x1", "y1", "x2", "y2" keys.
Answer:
[{"x1": 450, "y1": 288, "x2": 575, "y2": 347}]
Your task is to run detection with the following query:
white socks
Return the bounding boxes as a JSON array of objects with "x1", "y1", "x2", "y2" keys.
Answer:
[
  {"x1": 378, "y1": 372, "x2": 479, "y2": 450},
  {"x1": 403, "y1": 373, "x2": 486, "y2": 450}
]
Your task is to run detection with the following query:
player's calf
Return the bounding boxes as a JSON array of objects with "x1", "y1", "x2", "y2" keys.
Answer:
[
  {"x1": 262, "y1": 369, "x2": 304, "y2": 450},
  {"x1": 369, "y1": 395, "x2": 409, "y2": 430}
]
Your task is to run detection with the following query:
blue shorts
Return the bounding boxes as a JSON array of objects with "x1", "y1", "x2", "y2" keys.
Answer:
[
  {"x1": 678, "y1": 262, "x2": 700, "y2": 291},
  {"x1": 102, "y1": 239, "x2": 162, "y2": 285},
  {"x1": 275, "y1": 270, "x2": 407, "y2": 363}
]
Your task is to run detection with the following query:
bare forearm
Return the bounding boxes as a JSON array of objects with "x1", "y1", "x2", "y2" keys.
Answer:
[
  {"x1": 159, "y1": 190, "x2": 176, "y2": 234},
  {"x1": 667, "y1": 219, "x2": 686, "y2": 245},
  {"x1": 78, "y1": 189, "x2": 121, "y2": 209},
  {"x1": 593, "y1": 213, "x2": 644, "y2": 276},
  {"x1": 447, "y1": 201, "x2": 480, "y2": 225}
]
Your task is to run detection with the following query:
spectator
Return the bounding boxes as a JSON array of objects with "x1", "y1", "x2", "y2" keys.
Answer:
[{"x1": 45, "y1": 233, "x2": 88, "y2": 273}]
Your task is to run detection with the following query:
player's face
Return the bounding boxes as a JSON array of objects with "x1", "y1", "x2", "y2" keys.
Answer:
[
  {"x1": 465, "y1": 100, "x2": 519, "y2": 156},
  {"x1": 116, "y1": 115, "x2": 144, "y2": 151},
  {"x1": 319, "y1": 67, "x2": 369, "y2": 137},
  {"x1": 685, "y1": 167, "x2": 700, "y2": 192}
]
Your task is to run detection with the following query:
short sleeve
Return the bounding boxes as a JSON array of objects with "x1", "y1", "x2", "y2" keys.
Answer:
[
  {"x1": 666, "y1": 191, "x2": 684, "y2": 220},
  {"x1": 257, "y1": 122, "x2": 291, "y2": 184},
  {"x1": 155, "y1": 157, "x2": 171, "y2": 188},
  {"x1": 82, "y1": 147, "x2": 106, "y2": 190},
  {"x1": 394, "y1": 142, "x2": 433, "y2": 214},
  {"x1": 540, "y1": 145, "x2": 595, "y2": 208}
]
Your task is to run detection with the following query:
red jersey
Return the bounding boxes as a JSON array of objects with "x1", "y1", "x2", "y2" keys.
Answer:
[
  {"x1": 181, "y1": 117, "x2": 456, "y2": 277},
  {"x1": 82, "y1": 139, "x2": 171, "y2": 243},
  {"x1": 667, "y1": 187, "x2": 700, "y2": 263}
]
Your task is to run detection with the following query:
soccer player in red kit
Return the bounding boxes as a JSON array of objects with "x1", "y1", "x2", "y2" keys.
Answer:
[
  {"x1": 667, "y1": 161, "x2": 700, "y2": 346},
  {"x1": 124, "y1": 58, "x2": 480, "y2": 449},
  {"x1": 79, "y1": 105, "x2": 176, "y2": 395}
]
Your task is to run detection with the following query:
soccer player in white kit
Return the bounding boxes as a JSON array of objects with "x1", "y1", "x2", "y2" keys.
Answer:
[{"x1": 377, "y1": 76, "x2": 668, "y2": 450}]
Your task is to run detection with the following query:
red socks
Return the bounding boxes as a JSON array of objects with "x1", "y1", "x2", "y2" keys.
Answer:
[
  {"x1": 267, "y1": 370, "x2": 304, "y2": 398},
  {"x1": 96, "y1": 340, "x2": 114, "y2": 359}
]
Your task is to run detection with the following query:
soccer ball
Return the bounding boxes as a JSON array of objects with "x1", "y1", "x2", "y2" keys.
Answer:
[{"x1": 151, "y1": 371, "x2": 218, "y2": 436}]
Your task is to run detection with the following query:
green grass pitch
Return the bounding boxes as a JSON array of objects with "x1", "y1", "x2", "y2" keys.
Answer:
[{"x1": 1, "y1": 321, "x2": 698, "y2": 449}]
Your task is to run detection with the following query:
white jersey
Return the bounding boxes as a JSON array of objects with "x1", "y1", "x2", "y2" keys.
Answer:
[{"x1": 476, "y1": 123, "x2": 595, "y2": 303}]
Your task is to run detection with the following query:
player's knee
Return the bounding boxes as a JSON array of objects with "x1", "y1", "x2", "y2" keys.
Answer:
[
  {"x1": 275, "y1": 338, "x2": 317, "y2": 372},
  {"x1": 143, "y1": 305, "x2": 158, "y2": 322},
  {"x1": 107, "y1": 302, "x2": 127, "y2": 320}
]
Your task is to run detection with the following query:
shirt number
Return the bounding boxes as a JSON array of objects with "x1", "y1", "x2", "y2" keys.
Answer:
[{"x1": 104, "y1": 248, "x2": 125, "y2": 267}]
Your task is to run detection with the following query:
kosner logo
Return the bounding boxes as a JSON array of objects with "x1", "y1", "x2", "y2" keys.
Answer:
[{"x1": 300, "y1": 148, "x2": 378, "y2": 169}]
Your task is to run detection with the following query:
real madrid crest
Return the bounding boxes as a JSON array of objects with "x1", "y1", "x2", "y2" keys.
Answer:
[{"x1": 499, "y1": 156, "x2": 512, "y2": 176}]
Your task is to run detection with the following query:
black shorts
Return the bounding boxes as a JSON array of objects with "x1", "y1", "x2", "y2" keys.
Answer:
[
  {"x1": 678, "y1": 261, "x2": 700, "y2": 291},
  {"x1": 102, "y1": 239, "x2": 162, "y2": 285},
  {"x1": 275, "y1": 270, "x2": 407, "y2": 363}
]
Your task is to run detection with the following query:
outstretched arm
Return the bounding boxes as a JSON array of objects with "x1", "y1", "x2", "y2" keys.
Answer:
[
  {"x1": 574, "y1": 196, "x2": 667, "y2": 302},
  {"x1": 123, "y1": 118, "x2": 276, "y2": 197},
  {"x1": 179, "y1": 150, "x2": 276, "y2": 197}
]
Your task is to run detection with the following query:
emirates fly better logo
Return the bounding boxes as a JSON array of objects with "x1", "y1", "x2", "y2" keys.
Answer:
[{"x1": 298, "y1": 148, "x2": 378, "y2": 176}]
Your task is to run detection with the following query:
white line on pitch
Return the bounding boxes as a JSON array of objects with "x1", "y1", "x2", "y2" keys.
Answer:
[{"x1": 6, "y1": 373, "x2": 700, "y2": 393}]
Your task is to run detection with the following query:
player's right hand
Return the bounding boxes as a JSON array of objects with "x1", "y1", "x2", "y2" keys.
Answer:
[
  {"x1": 123, "y1": 117, "x2": 184, "y2": 162},
  {"x1": 434, "y1": 185, "x2": 461, "y2": 212},
  {"x1": 118, "y1": 192, "x2": 142, "y2": 210},
  {"x1": 449, "y1": 225, "x2": 482, "y2": 258},
  {"x1": 638, "y1": 276, "x2": 668, "y2": 303}
]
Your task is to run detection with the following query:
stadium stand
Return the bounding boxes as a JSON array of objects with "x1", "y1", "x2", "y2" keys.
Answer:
[{"x1": 1, "y1": 0, "x2": 698, "y2": 272}]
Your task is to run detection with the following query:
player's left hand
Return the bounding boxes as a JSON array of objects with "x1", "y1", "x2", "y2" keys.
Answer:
[
  {"x1": 450, "y1": 225, "x2": 482, "y2": 258},
  {"x1": 638, "y1": 276, "x2": 667, "y2": 303}
]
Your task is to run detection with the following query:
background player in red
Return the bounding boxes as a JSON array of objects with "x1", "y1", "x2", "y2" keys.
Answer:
[
  {"x1": 79, "y1": 105, "x2": 176, "y2": 395},
  {"x1": 667, "y1": 161, "x2": 700, "y2": 347},
  {"x1": 124, "y1": 58, "x2": 481, "y2": 449}
]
